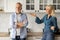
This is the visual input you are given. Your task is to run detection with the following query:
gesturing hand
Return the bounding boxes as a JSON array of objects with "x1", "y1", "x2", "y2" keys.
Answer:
[{"x1": 30, "y1": 13, "x2": 36, "y2": 17}]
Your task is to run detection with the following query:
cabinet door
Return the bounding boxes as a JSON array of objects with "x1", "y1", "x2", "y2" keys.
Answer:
[
  {"x1": 24, "y1": 0, "x2": 51, "y2": 12},
  {"x1": 0, "y1": 37, "x2": 10, "y2": 40},
  {"x1": 27, "y1": 37, "x2": 42, "y2": 40},
  {"x1": 4, "y1": 0, "x2": 23, "y2": 12}
]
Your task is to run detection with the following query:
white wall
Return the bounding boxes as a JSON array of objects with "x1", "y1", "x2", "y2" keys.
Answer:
[{"x1": 0, "y1": 13, "x2": 11, "y2": 32}]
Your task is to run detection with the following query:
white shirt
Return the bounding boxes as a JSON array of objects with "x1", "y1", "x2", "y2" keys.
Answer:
[{"x1": 16, "y1": 14, "x2": 21, "y2": 36}]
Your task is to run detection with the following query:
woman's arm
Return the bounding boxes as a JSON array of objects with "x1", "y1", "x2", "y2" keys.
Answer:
[
  {"x1": 35, "y1": 17, "x2": 44, "y2": 24},
  {"x1": 30, "y1": 13, "x2": 44, "y2": 24},
  {"x1": 51, "y1": 17, "x2": 58, "y2": 32}
]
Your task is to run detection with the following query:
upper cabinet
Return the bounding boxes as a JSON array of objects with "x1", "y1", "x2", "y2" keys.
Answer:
[
  {"x1": 3, "y1": 0, "x2": 60, "y2": 12},
  {"x1": 3, "y1": 0, "x2": 49, "y2": 12},
  {"x1": 53, "y1": 0, "x2": 60, "y2": 11},
  {"x1": 4, "y1": 0, "x2": 24, "y2": 12},
  {"x1": 0, "y1": 0, "x2": 4, "y2": 12}
]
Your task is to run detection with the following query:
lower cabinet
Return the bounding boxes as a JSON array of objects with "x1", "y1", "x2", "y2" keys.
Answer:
[
  {"x1": 27, "y1": 37, "x2": 42, "y2": 40},
  {"x1": 27, "y1": 37, "x2": 60, "y2": 40},
  {"x1": 0, "y1": 37, "x2": 60, "y2": 40},
  {"x1": 0, "y1": 37, "x2": 10, "y2": 40}
]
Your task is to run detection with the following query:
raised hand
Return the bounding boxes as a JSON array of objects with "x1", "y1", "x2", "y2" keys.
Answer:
[{"x1": 30, "y1": 13, "x2": 36, "y2": 17}]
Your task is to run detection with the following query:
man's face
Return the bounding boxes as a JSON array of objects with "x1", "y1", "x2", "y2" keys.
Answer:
[{"x1": 16, "y1": 4, "x2": 22, "y2": 13}]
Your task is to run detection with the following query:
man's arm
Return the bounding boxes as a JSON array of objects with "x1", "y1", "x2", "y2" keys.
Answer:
[{"x1": 17, "y1": 14, "x2": 28, "y2": 28}]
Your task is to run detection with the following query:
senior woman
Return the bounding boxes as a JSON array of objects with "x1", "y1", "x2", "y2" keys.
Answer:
[{"x1": 30, "y1": 5, "x2": 59, "y2": 40}]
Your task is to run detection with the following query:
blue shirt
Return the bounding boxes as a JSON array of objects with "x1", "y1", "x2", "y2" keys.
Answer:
[
  {"x1": 10, "y1": 12, "x2": 28, "y2": 38},
  {"x1": 35, "y1": 14, "x2": 58, "y2": 33}
]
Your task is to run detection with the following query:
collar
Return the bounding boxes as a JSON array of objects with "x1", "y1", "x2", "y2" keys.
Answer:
[
  {"x1": 46, "y1": 14, "x2": 52, "y2": 19},
  {"x1": 15, "y1": 12, "x2": 23, "y2": 15}
]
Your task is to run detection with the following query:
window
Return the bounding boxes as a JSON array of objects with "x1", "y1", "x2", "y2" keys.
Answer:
[{"x1": 26, "y1": 0, "x2": 34, "y2": 10}]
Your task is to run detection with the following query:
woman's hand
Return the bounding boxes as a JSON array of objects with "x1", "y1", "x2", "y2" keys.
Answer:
[
  {"x1": 30, "y1": 13, "x2": 36, "y2": 17},
  {"x1": 51, "y1": 26, "x2": 55, "y2": 30}
]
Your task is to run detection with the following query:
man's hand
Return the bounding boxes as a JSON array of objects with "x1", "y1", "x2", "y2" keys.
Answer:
[
  {"x1": 51, "y1": 26, "x2": 55, "y2": 30},
  {"x1": 17, "y1": 22, "x2": 23, "y2": 28}
]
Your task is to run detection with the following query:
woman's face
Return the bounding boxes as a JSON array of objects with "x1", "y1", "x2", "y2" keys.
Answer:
[{"x1": 46, "y1": 6, "x2": 52, "y2": 14}]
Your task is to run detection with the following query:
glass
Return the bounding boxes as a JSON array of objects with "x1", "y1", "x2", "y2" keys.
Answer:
[
  {"x1": 44, "y1": 0, "x2": 47, "y2": 4},
  {"x1": 53, "y1": 5, "x2": 56, "y2": 10},
  {"x1": 39, "y1": 5, "x2": 43, "y2": 10},
  {"x1": 53, "y1": 0, "x2": 56, "y2": 3},
  {"x1": 57, "y1": 0, "x2": 60, "y2": 3},
  {"x1": 26, "y1": 5, "x2": 30, "y2": 10},
  {"x1": 57, "y1": 5, "x2": 60, "y2": 9},
  {"x1": 26, "y1": 0, "x2": 30, "y2": 3},
  {"x1": 44, "y1": 5, "x2": 46, "y2": 10},
  {"x1": 31, "y1": 0, "x2": 34, "y2": 3},
  {"x1": 31, "y1": 5, "x2": 34, "y2": 10},
  {"x1": 39, "y1": 0, "x2": 43, "y2": 3}
]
